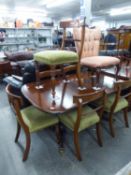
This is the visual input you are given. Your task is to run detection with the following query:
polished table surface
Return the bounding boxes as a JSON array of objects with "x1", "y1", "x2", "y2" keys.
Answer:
[{"x1": 21, "y1": 74, "x2": 118, "y2": 114}]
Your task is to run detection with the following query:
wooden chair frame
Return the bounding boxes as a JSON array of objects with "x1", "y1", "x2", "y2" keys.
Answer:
[
  {"x1": 107, "y1": 80, "x2": 131, "y2": 137},
  {"x1": 73, "y1": 20, "x2": 120, "y2": 84},
  {"x1": 60, "y1": 18, "x2": 86, "y2": 88},
  {"x1": 67, "y1": 90, "x2": 106, "y2": 160},
  {"x1": 6, "y1": 84, "x2": 60, "y2": 161}
]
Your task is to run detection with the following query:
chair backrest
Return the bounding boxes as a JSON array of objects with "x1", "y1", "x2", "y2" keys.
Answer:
[
  {"x1": 73, "y1": 26, "x2": 101, "y2": 58},
  {"x1": 60, "y1": 19, "x2": 80, "y2": 50},
  {"x1": 109, "y1": 80, "x2": 131, "y2": 112},
  {"x1": 6, "y1": 84, "x2": 23, "y2": 113},
  {"x1": 6, "y1": 84, "x2": 28, "y2": 128},
  {"x1": 73, "y1": 90, "x2": 105, "y2": 131},
  {"x1": 115, "y1": 80, "x2": 131, "y2": 100},
  {"x1": 35, "y1": 63, "x2": 77, "y2": 82}
]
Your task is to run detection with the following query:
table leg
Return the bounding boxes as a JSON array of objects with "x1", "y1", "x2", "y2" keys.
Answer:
[{"x1": 50, "y1": 65, "x2": 56, "y2": 110}]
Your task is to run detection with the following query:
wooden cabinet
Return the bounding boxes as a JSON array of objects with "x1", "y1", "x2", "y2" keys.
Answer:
[{"x1": 106, "y1": 27, "x2": 131, "y2": 50}]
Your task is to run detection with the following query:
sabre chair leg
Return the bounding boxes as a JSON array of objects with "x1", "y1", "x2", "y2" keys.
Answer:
[
  {"x1": 96, "y1": 123, "x2": 103, "y2": 147},
  {"x1": 55, "y1": 124, "x2": 61, "y2": 145},
  {"x1": 123, "y1": 108, "x2": 129, "y2": 128},
  {"x1": 58, "y1": 123, "x2": 65, "y2": 154},
  {"x1": 15, "y1": 122, "x2": 21, "y2": 143},
  {"x1": 109, "y1": 112, "x2": 115, "y2": 138},
  {"x1": 73, "y1": 131, "x2": 82, "y2": 161},
  {"x1": 23, "y1": 130, "x2": 31, "y2": 161}
]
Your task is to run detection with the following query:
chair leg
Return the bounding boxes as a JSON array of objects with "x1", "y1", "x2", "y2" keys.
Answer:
[
  {"x1": 23, "y1": 130, "x2": 31, "y2": 161},
  {"x1": 96, "y1": 68, "x2": 101, "y2": 87},
  {"x1": 55, "y1": 124, "x2": 61, "y2": 144},
  {"x1": 109, "y1": 113, "x2": 115, "y2": 137},
  {"x1": 96, "y1": 123, "x2": 103, "y2": 147},
  {"x1": 15, "y1": 122, "x2": 21, "y2": 143},
  {"x1": 115, "y1": 64, "x2": 120, "y2": 80},
  {"x1": 123, "y1": 108, "x2": 129, "y2": 128},
  {"x1": 73, "y1": 131, "x2": 82, "y2": 161}
]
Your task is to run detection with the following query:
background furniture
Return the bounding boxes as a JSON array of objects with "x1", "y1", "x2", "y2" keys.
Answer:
[
  {"x1": 4, "y1": 51, "x2": 33, "y2": 75},
  {"x1": 0, "y1": 60, "x2": 12, "y2": 77}
]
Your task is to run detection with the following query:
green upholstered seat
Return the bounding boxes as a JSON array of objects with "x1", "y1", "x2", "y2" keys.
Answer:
[
  {"x1": 21, "y1": 106, "x2": 58, "y2": 133},
  {"x1": 34, "y1": 50, "x2": 79, "y2": 65},
  {"x1": 59, "y1": 106, "x2": 100, "y2": 132},
  {"x1": 104, "y1": 94, "x2": 128, "y2": 113}
]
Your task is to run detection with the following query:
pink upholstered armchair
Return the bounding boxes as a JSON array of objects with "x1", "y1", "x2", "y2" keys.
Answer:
[{"x1": 73, "y1": 26, "x2": 120, "y2": 83}]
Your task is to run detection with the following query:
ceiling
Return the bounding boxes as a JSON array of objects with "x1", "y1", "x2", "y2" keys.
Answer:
[
  {"x1": 92, "y1": 0, "x2": 131, "y2": 20},
  {"x1": 0, "y1": 0, "x2": 131, "y2": 21},
  {"x1": 0, "y1": 0, "x2": 80, "y2": 20}
]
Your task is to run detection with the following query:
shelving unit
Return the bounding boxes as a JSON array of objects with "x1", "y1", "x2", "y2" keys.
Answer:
[{"x1": 0, "y1": 27, "x2": 53, "y2": 52}]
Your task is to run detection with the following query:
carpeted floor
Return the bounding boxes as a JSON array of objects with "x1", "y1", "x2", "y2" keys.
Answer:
[{"x1": 0, "y1": 82, "x2": 131, "y2": 175}]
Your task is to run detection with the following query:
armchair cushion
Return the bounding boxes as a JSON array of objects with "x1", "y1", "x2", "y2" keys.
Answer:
[
  {"x1": 4, "y1": 51, "x2": 33, "y2": 62},
  {"x1": 21, "y1": 106, "x2": 58, "y2": 132},
  {"x1": 81, "y1": 56, "x2": 120, "y2": 68},
  {"x1": 59, "y1": 106, "x2": 99, "y2": 132},
  {"x1": 104, "y1": 94, "x2": 128, "y2": 113},
  {"x1": 34, "y1": 50, "x2": 78, "y2": 65}
]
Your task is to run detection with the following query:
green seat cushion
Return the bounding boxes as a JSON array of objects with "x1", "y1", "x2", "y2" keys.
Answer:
[
  {"x1": 59, "y1": 106, "x2": 100, "y2": 132},
  {"x1": 21, "y1": 106, "x2": 58, "y2": 133},
  {"x1": 34, "y1": 50, "x2": 79, "y2": 65},
  {"x1": 105, "y1": 94, "x2": 128, "y2": 113}
]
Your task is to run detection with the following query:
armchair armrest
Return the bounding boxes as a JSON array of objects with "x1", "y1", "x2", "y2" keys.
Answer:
[{"x1": 12, "y1": 75, "x2": 23, "y2": 82}]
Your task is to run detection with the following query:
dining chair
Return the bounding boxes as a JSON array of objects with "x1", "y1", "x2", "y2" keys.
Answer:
[
  {"x1": 103, "y1": 79, "x2": 131, "y2": 137},
  {"x1": 73, "y1": 25, "x2": 120, "y2": 83},
  {"x1": 34, "y1": 50, "x2": 81, "y2": 110},
  {"x1": 6, "y1": 84, "x2": 60, "y2": 161},
  {"x1": 59, "y1": 89, "x2": 105, "y2": 161},
  {"x1": 34, "y1": 19, "x2": 86, "y2": 103}
]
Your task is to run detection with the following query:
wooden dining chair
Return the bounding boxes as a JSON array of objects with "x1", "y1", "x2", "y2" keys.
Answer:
[
  {"x1": 59, "y1": 89, "x2": 105, "y2": 161},
  {"x1": 6, "y1": 84, "x2": 60, "y2": 161},
  {"x1": 103, "y1": 79, "x2": 131, "y2": 137}
]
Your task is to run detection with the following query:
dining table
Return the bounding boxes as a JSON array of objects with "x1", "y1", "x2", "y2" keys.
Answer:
[{"x1": 21, "y1": 73, "x2": 118, "y2": 114}]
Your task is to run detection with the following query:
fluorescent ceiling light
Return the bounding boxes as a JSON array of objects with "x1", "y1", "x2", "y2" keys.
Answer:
[
  {"x1": 61, "y1": 17, "x2": 73, "y2": 21},
  {"x1": 110, "y1": 6, "x2": 131, "y2": 16},
  {"x1": 14, "y1": 7, "x2": 47, "y2": 14},
  {"x1": 46, "y1": 0, "x2": 72, "y2": 8},
  {"x1": 41, "y1": 0, "x2": 54, "y2": 5},
  {"x1": 92, "y1": 20, "x2": 109, "y2": 30},
  {"x1": 0, "y1": 5, "x2": 9, "y2": 11}
]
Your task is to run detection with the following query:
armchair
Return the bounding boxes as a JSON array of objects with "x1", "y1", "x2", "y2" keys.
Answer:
[{"x1": 4, "y1": 51, "x2": 33, "y2": 75}]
